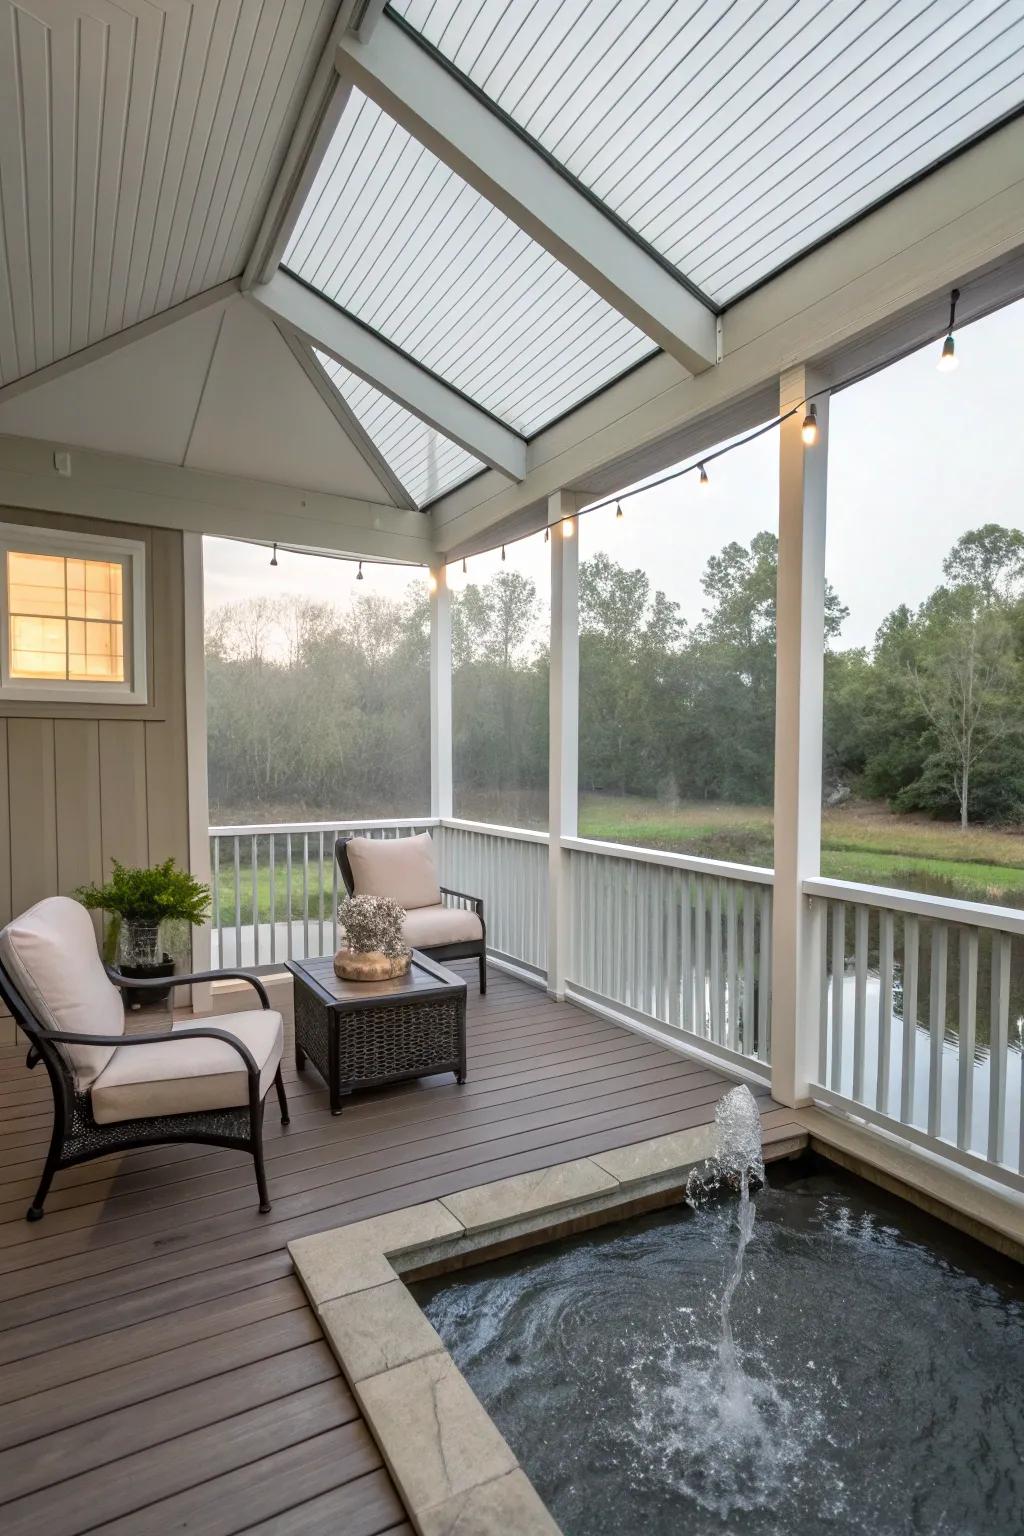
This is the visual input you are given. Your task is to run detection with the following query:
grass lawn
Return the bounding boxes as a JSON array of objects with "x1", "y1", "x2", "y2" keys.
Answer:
[{"x1": 578, "y1": 794, "x2": 1024, "y2": 908}]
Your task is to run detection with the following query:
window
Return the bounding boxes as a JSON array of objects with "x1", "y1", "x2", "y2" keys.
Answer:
[{"x1": 0, "y1": 524, "x2": 147, "y2": 704}]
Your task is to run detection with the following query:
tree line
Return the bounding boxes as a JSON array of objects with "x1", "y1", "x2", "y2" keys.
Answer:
[{"x1": 206, "y1": 523, "x2": 1024, "y2": 829}]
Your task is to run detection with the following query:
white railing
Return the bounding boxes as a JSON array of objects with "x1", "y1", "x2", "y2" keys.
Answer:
[
  {"x1": 806, "y1": 877, "x2": 1024, "y2": 1193},
  {"x1": 436, "y1": 819, "x2": 548, "y2": 977},
  {"x1": 210, "y1": 818, "x2": 437, "y2": 967},
  {"x1": 564, "y1": 839, "x2": 774, "y2": 1076}
]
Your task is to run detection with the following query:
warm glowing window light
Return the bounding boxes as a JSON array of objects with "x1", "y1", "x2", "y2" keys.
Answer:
[{"x1": 8, "y1": 551, "x2": 125, "y2": 683}]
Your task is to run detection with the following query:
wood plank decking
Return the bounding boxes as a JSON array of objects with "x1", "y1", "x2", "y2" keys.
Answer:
[{"x1": 0, "y1": 963, "x2": 804, "y2": 1535}]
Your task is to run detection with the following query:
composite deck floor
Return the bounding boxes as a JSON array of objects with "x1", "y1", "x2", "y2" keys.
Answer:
[{"x1": 0, "y1": 963, "x2": 804, "y2": 1535}]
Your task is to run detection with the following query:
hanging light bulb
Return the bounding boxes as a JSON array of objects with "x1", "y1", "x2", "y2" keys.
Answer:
[
  {"x1": 615, "y1": 501, "x2": 624, "y2": 519},
  {"x1": 562, "y1": 517, "x2": 574, "y2": 539},
  {"x1": 426, "y1": 570, "x2": 438, "y2": 594},
  {"x1": 462, "y1": 556, "x2": 467, "y2": 574},
  {"x1": 356, "y1": 560, "x2": 364, "y2": 581},
  {"x1": 544, "y1": 527, "x2": 549, "y2": 542},
  {"x1": 801, "y1": 403, "x2": 818, "y2": 446},
  {"x1": 937, "y1": 286, "x2": 960, "y2": 372},
  {"x1": 698, "y1": 464, "x2": 709, "y2": 488},
  {"x1": 501, "y1": 544, "x2": 506, "y2": 560},
  {"x1": 270, "y1": 542, "x2": 278, "y2": 567}
]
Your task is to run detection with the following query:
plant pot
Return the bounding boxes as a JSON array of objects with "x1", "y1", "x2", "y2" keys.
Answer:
[
  {"x1": 333, "y1": 948, "x2": 411, "y2": 982},
  {"x1": 119, "y1": 955, "x2": 176, "y2": 1010}
]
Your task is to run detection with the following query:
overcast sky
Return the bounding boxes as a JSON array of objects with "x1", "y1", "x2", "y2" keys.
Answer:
[{"x1": 204, "y1": 295, "x2": 1024, "y2": 652}]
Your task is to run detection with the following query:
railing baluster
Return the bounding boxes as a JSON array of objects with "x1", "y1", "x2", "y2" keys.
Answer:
[
  {"x1": 285, "y1": 833, "x2": 294, "y2": 960},
  {"x1": 668, "y1": 870, "x2": 682, "y2": 1030},
  {"x1": 876, "y1": 910, "x2": 894, "y2": 1114},
  {"x1": 927, "y1": 922, "x2": 947, "y2": 1136},
  {"x1": 233, "y1": 835, "x2": 241, "y2": 970},
  {"x1": 742, "y1": 884, "x2": 755, "y2": 1056},
  {"x1": 817, "y1": 899, "x2": 829, "y2": 1083},
  {"x1": 710, "y1": 879, "x2": 723, "y2": 1044},
  {"x1": 757, "y1": 888, "x2": 771, "y2": 1062},
  {"x1": 331, "y1": 829, "x2": 340, "y2": 953},
  {"x1": 853, "y1": 904, "x2": 868, "y2": 1102},
  {"x1": 694, "y1": 876, "x2": 707, "y2": 1037},
  {"x1": 901, "y1": 916, "x2": 920, "y2": 1124},
  {"x1": 989, "y1": 932, "x2": 1011, "y2": 1163},
  {"x1": 212, "y1": 836, "x2": 221, "y2": 968},
  {"x1": 726, "y1": 882, "x2": 739, "y2": 1053},
  {"x1": 251, "y1": 834, "x2": 259, "y2": 967},
  {"x1": 956, "y1": 927, "x2": 978, "y2": 1151},
  {"x1": 268, "y1": 834, "x2": 276, "y2": 964},
  {"x1": 302, "y1": 834, "x2": 309, "y2": 958},
  {"x1": 830, "y1": 901, "x2": 845, "y2": 1093},
  {"x1": 681, "y1": 874, "x2": 694, "y2": 1034},
  {"x1": 318, "y1": 831, "x2": 325, "y2": 956}
]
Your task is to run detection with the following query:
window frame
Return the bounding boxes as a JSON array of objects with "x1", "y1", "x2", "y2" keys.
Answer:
[{"x1": 0, "y1": 522, "x2": 148, "y2": 705}]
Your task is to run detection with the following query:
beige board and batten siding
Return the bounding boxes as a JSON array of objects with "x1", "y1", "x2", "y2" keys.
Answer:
[{"x1": 0, "y1": 507, "x2": 189, "y2": 1038}]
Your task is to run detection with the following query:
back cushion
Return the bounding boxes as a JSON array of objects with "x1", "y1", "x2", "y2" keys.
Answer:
[
  {"x1": 346, "y1": 832, "x2": 442, "y2": 911},
  {"x1": 0, "y1": 896, "x2": 124, "y2": 1086}
]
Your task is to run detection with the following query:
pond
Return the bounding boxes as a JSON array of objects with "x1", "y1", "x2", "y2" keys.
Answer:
[{"x1": 414, "y1": 1156, "x2": 1024, "y2": 1536}]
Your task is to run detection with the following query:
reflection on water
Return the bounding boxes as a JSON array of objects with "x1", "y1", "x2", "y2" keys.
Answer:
[{"x1": 415, "y1": 1160, "x2": 1024, "y2": 1536}]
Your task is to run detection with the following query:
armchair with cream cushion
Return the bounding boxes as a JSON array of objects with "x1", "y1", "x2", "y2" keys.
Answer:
[
  {"x1": 336, "y1": 831, "x2": 487, "y2": 992},
  {"x1": 0, "y1": 896, "x2": 289, "y2": 1221}
]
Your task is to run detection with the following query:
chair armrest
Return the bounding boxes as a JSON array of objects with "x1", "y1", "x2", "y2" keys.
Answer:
[
  {"x1": 105, "y1": 966, "x2": 271, "y2": 1009},
  {"x1": 44, "y1": 1026, "x2": 262, "y2": 1079},
  {"x1": 439, "y1": 886, "x2": 484, "y2": 914}
]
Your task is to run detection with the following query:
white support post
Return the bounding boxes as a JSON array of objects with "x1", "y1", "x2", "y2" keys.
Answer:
[
  {"x1": 548, "y1": 492, "x2": 580, "y2": 999},
  {"x1": 429, "y1": 561, "x2": 453, "y2": 821},
  {"x1": 183, "y1": 533, "x2": 213, "y2": 1013},
  {"x1": 771, "y1": 366, "x2": 829, "y2": 1106}
]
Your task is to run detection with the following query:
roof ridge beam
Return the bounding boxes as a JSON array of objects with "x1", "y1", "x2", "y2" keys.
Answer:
[
  {"x1": 248, "y1": 272, "x2": 526, "y2": 481},
  {"x1": 336, "y1": 15, "x2": 718, "y2": 376}
]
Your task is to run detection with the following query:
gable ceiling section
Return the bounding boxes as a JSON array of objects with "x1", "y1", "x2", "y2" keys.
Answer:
[
  {"x1": 183, "y1": 298, "x2": 398, "y2": 502},
  {"x1": 0, "y1": 0, "x2": 338, "y2": 388},
  {"x1": 0, "y1": 299, "x2": 228, "y2": 461}
]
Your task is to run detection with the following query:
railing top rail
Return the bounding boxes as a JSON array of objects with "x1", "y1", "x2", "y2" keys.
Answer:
[
  {"x1": 562, "y1": 835, "x2": 774, "y2": 885},
  {"x1": 804, "y1": 876, "x2": 1024, "y2": 936},
  {"x1": 210, "y1": 817, "x2": 439, "y2": 837},
  {"x1": 440, "y1": 817, "x2": 549, "y2": 846}
]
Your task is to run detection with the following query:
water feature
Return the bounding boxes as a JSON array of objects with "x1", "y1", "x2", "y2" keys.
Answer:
[{"x1": 414, "y1": 1117, "x2": 1024, "y2": 1534}]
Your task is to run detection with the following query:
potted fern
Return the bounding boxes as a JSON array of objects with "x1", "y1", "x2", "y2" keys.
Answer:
[{"x1": 75, "y1": 858, "x2": 211, "y2": 1008}]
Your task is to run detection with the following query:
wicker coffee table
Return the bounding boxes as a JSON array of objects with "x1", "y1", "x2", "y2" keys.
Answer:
[{"x1": 286, "y1": 950, "x2": 468, "y2": 1115}]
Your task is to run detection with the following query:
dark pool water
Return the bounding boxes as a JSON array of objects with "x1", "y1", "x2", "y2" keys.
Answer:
[{"x1": 413, "y1": 1159, "x2": 1024, "y2": 1536}]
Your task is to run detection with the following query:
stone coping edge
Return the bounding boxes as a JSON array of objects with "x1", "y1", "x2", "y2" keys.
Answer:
[{"x1": 288, "y1": 1122, "x2": 807, "y2": 1536}]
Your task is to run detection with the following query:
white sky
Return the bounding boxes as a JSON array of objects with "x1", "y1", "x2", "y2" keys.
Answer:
[{"x1": 204, "y1": 295, "x2": 1024, "y2": 652}]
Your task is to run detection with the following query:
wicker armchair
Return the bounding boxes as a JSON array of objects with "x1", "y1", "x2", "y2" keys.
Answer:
[
  {"x1": 0, "y1": 896, "x2": 289, "y2": 1221},
  {"x1": 335, "y1": 832, "x2": 487, "y2": 993}
]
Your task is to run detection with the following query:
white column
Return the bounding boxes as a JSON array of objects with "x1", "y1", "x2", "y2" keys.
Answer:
[
  {"x1": 548, "y1": 491, "x2": 580, "y2": 999},
  {"x1": 771, "y1": 366, "x2": 829, "y2": 1106},
  {"x1": 183, "y1": 533, "x2": 212, "y2": 1012},
  {"x1": 429, "y1": 560, "x2": 453, "y2": 820}
]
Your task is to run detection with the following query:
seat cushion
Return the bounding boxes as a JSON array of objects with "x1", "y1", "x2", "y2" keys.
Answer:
[
  {"x1": 90, "y1": 1009, "x2": 283, "y2": 1126},
  {"x1": 0, "y1": 896, "x2": 124, "y2": 1087},
  {"x1": 346, "y1": 832, "x2": 441, "y2": 910},
  {"x1": 403, "y1": 904, "x2": 483, "y2": 950}
]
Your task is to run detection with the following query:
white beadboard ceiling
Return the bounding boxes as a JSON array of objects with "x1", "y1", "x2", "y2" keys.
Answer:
[{"x1": 0, "y1": 0, "x2": 337, "y2": 388}]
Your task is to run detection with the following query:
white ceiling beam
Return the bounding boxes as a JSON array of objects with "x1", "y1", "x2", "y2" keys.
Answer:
[
  {"x1": 275, "y1": 324, "x2": 418, "y2": 510},
  {"x1": 247, "y1": 271, "x2": 527, "y2": 481},
  {"x1": 335, "y1": 15, "x2": 718, "y2": 375},
  {"x1": 428, "y1": 114, "x2": 1024, "y2": 553}
]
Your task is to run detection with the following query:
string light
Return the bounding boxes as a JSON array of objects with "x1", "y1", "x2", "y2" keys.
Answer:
[
  {"x1": 562, "y1": 517, "x2": 574, "y2": 539},
  {"x1": 801, "y1": 403, "x2": 818, "y2": 446},
  {"x1": 938, "y1": 287, "x2": 960, "y2": 372},
  {"x1": 426, "y1": 570, "x2": 438, "y2": 594},
  {"x1": 698, "y1": 464, "x2": 709, "y2": 488},
  {"x1": 501, "y1": 544, "x2": 507, "y2": 560},
  {"x1": 462, "y1": 557, "x2": 467, "y2": 573},
  {"x1": 356, "y1": 560, "x2": 364, "y2": 581},
  {"x1": 615, "y1": 501, "x2": 623, "y2": 519},
  {"x1": 270, "y1": 542, "x2": 278, "y2": 567},
  {"x1": 544, "y1": 527, "x2": 549, "y2": 542}
]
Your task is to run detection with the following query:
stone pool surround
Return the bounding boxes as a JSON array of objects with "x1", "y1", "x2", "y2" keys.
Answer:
[{"x1": 288, "y1": 1121, "x2": 806, "y2": 1535}]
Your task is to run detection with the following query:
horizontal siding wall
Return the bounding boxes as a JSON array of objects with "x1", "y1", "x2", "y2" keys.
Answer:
[{"x1": 0, "y1": 510, "x2": 189, "y2": 1037}]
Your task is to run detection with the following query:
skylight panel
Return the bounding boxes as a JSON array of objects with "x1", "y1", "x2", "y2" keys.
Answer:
[
  {"x1": 312, "y1": 349, "x2": 485, "y2": 505},
  {"x1": 285, "y1": 90, "x2": 656, "y2": 434},
  {"x1": 391, "y1": 0, "x2": 1024, "y2": 303}
]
